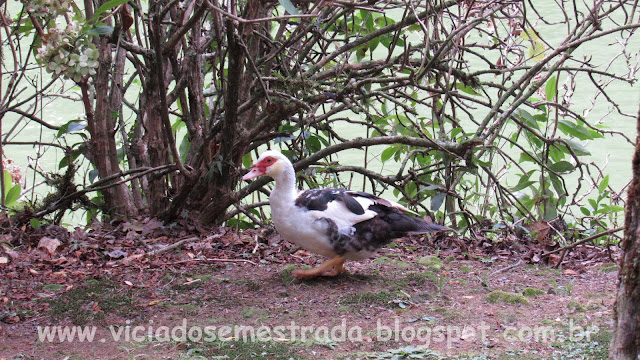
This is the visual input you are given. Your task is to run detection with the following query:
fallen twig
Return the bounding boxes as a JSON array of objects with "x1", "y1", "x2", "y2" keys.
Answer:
[
  {"x1": 542, "y1": 226, "x2": 624, "y2": 257},
  {"x1": 145, "y1": 236, "x2": 200, "y2": 257},
  {"x1": 478, "y1": 259, "x2": 523, "y2": 290}
]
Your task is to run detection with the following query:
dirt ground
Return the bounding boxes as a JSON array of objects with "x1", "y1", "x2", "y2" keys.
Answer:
[{"x1": 0, "y1": 220, "x2": 618, "y2": 359}]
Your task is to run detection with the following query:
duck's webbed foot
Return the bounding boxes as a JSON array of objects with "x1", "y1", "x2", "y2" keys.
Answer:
[{"x1": 292, "y1": 256, "x2": 346, "y2": 279}]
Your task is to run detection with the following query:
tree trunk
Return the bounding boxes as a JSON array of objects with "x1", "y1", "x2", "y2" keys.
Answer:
[
  {"x1": 89, "y1": 37, "x2": 138, "y2": 219},
  {"x1": 197, "y1": 14, "x2": 247, "y2": 226},
  {"x1": 610, "y1": 106, "x2": 640, "y2": 359}
]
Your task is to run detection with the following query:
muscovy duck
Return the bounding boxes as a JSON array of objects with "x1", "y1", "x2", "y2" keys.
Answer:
[{"x1": 242, "y1": 150, "x2": 450, "y2": 279}]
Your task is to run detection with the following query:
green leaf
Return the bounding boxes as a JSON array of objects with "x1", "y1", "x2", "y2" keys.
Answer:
[
  {"x1": 543, "y1": 201, "x2": 557, "y2": 221},
  {"x1": 30, "y1": 218, "x2": 42, "y2": 229},
  {"x1": 380, "y1": 147, "x2": 396, "y2": 162},
  {"x1": 605, "y1": 205, "x2": 625, "y2": 213},
  {"x1": 598, "y1": 175, "x2": 610, "y2": 193},
  {"x1": 455, "y1": 82, "x2": 480, "y2": 96},
  {"x1": 306, "y1": 135, "x2": 322, "y2": 152},
  {"x1": 510, "y1": 180, "x2": 536, "y2": 192},
  {"x1": 545, "y1": 75, "x2": 557, "y2": 101},
  {"x1": 4, "y1": 184, "x2": 21, "y2": 207},
  {"x1": 580, "y1": 207, "x2": 591, "y2": 216},
  {"x1": 58, "y1": 149, "x2": 82, "y2": 169},
  {"x1": 278, "y1": 0, "x2": 299, "y2": 15},
  {"x1": 520, "y1": 28, "x2": 546, "y2": 61},
  {"x1": 549, "y1": 173, "x2": 565, "y2": 198},
  {"x1": 548, "y1": 147, "x2": 565, "y2": 163},
  {"x1": 518, "y1": 152, "x2": 536, "y2": 164},
  {"x1": 242, "y1": 153, "x2": 253, "y2": 169},
  {"x1": 564, "y1": 139, "x2": 590, "y2": 156},
  {"x1": 86, "y1": 25, "x2": 114, "y2": 36},
  {"x1": 3, "y1": 171, "x2": 12, "y2": 191},
  {"x1": 179, "y1": 133, "x2": 191, "y2": 162},
  {"x1": 557, "y1": 120, "x2": 594, "y2": 140},
  {"x1": 90, "y1": 0, "x2": 129, "y2": 23},
  {"x1": 548, "y1": 161, "x2": 574, "y2": 173},
  {"x1": 450, "y1": 127, "x2": 463, "y2": 139},
  {"x1": 361, "y1": 10, "x2": 374, "y2": 32},
  {"x1": 430, "y1": 192, "x2": 446, "y2": 211},
  {"x1": 369, "y1": 36, "x2": 380, "y2": 53},
  {"x1": 515, "y1": 109, "x2": 540, "y2": 130}
]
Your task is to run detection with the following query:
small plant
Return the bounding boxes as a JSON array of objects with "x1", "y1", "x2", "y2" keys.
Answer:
[
  {"x1": 341, "y1": 291, "x2": 398, "y2": 307},
  {"x1": 436, "y1": 272, "x2": 446, "y2": 295},
  {"x1": 567, "y1": 300, "x2": 586, "y2": 312},
  {"x1": 522, "y1": 287, "x2": 546, "y2": 297},
  {"x1": 485, "y1": 290, "x2": 528, "y2": 305},
  {"x1": 373, "y1": 345, "x2": 441, "y2": 359},
  {"x1": 417, "y1": 256, "x2": 443, "y2": 272},
  {"x1": 374, "y1": 256, "x2": 410, "y2": 268}
]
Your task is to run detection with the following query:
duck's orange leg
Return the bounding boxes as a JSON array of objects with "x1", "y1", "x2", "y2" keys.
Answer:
[{"x1": 292, "y1": 256, "x2": 346, "y2": 279}]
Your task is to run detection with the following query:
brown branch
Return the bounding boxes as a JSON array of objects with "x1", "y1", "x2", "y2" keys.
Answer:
[
  {"x1": 542, "y1": 226, "x2": 625, "y2": 256},
  {"x1": 208, "y1": 3, "x2": 319, "y2": 23}
]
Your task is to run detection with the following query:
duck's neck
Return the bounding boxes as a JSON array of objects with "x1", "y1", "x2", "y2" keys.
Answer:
[{"x1": 270, "y1": 163, "x2": 297, "y2": 207}]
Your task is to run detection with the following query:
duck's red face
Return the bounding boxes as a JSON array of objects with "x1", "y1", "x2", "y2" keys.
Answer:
[{"x1": 242, "y1": 155, "x2": 277, "y2": 180}]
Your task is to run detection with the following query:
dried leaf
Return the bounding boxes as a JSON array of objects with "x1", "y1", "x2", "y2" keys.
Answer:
[
  {"x1": 525, "y1": 221, "x2": 551, "y2": 244},
  {"x1": 2, "y1": 315, "x2": 20, "y2": 324},
  {"x1": 107, "y1": 249, "x2": 128, "y2": 259},
  {"x1": 0, "y1": 256, "x2": 8, "y2": 265},
  {"x1": 38, "y1": 237, "x2": 62, "y2": 255},
  {"x1": 563, "y1": 269, "x2": 578, "y2": 275},
  {"x1": 124, "y1": 280, "x2": 134, "y2": 287}
]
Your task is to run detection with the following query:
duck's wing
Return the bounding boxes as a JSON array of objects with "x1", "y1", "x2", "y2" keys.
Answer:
[{"x1": 294, "y1": 188, "x2": 380, "y2": 228}]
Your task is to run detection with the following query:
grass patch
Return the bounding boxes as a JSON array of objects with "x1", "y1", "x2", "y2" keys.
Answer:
[
  {"x1": 370, "y1": 345, "x2": 441, "y2": 359},
  {"x1": 417, "y1": 256, "x2": 443, "y2": 272},
  {"x1": 522, "y1": 287, "x2": 546, "y2": 298},
  {"x1": 202, "y1": 339, "x2": 304, "y2": 359},
  {"x1": 485, "y1": 290, "x2": 528, "y2": 305},
  {"x1": 49, "y1": 278, "x2": 134, "y2": 325},
  {"x1": 401, "y1": 271, "x2": 438, "y2": 286},
  {"x1": 431, "y1": 306, "x2": 464, "y2": 321},
  {"x1": 598, "y1": 263, "x2": 619, "y2": 272},
  {"x1": 279, "y1": 264, "x2": 298, "y2": 285},
  {"x1": 550, "y1": 327, "x2": 611, "y2": 360},
  {"x1": 241, "y1": 307, "x2": 270, "y2": 321},
  {"x1": 374, "y1": 256, "x2": 409, "y2": 268},
  {"x1": 341, "y1": 291, "x2": 398, "y2": 307},
  {"x1": 42, "y1": 284, "x2": 66, "y2": 292},
  {"x1": 567, "y1": 300, "x2": 586, "y2": 312}
]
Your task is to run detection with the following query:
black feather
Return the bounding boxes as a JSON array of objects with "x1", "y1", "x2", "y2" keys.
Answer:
[
  {"x1": 321, "y1": 204, "x2": 449, "y2": 255},
  {"x1": 295, "y1": 188, "x2": 365, "y2": 215}
]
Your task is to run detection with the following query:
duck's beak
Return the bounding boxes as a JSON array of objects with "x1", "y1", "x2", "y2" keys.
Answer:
[{"x1": 242, "y1": 166, "x2": 263, "y2": 180}]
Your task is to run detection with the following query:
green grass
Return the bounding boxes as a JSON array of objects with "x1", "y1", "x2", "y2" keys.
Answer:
[
  {"x1": 202, "y1": 339, "x2": 305, "y2": 359},
  {"x1": 485, "y1": 290, "x2": 529, "y2": 305},
  {"x1": 49, "y1": 278, "x2": 134, "y2": 325},
  {"x1": 340, "y1": 291, "x2": 399, "y2": 307},
  {"x1": 567, "y1": 300, "x2": 586, "y2": 312},
  {"x1": 522, "y1": 287, "x2": 546, "y2": 297},
  {"x1": 374, "y1": 256, "x2": 410, "y2": 268},
  {"x1": 417, "y1": 256, "x2": 443, "y2": 272},
  {"x1": 598, "y1": 263, "x2": 619, "y2": 272}
]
